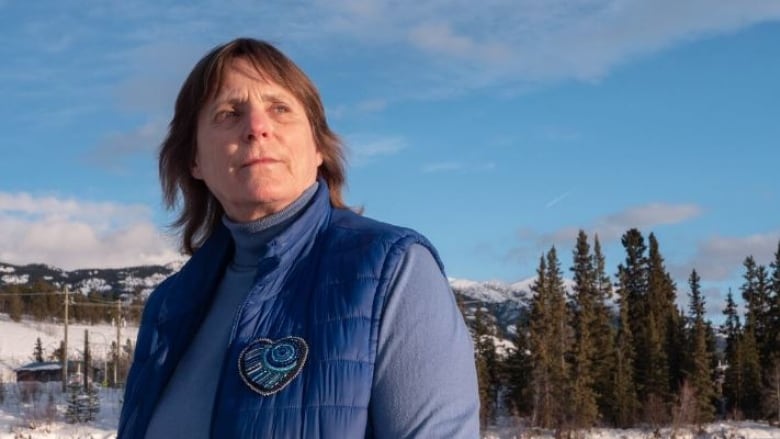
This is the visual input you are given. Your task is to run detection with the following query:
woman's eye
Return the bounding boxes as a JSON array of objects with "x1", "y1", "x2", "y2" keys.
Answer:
[
  {"x1": 271, "y1": 103, "x2": 291, "y2": 114},
  {"x1": 215, "y1": 109, "x2": 240, "y2": 121}
]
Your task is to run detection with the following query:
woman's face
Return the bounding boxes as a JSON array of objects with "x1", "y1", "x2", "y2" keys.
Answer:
[{"x1": 192, "y1": 58, "x2": 323, "y2": 222}]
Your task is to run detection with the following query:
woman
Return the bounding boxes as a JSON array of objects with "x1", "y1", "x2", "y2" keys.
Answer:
[{"x1": 118, "y1": 38, "x2": 479, "y2": 438}]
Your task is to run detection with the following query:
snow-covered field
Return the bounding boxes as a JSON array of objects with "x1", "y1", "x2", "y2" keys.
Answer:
[
  {"x1": 2, "y1": 314, "x2": 780, "y2": 438},
  {"x1": 0, "y1": 314, "x2": 138, "y2": 381}
]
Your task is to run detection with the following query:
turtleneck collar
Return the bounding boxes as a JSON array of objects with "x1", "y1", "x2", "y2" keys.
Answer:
[{"x1": 222, "y1": 181, "x2": 319, "y2": 269}]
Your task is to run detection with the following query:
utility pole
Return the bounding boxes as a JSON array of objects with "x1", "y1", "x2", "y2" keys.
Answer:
[
  {"x1": 114, "y1": 300, "x2": 122, "y2": 386},
  {"x1": 83, "y1": 329, "x2": 90, "y2": 391},
  {"x1": 62, "y1": 285, "x2": 69, "y2": 392}
]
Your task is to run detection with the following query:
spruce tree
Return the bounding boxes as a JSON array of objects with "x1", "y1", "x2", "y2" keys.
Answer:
[
  {"x1": 591, "y1": 235, "x2": 616, "y2": 423},
  {"x1": 504, "y1": 313, "x2": 533, "y2": 418},
  {"x1": 529, "y1": 250, "x2": 573, "y2": 429},
  {"x1": 33, "y1": 337, "x2": 44, "y2": 362},
  {"x1": 474, "y1": 307, "x2": 499, "y2": 428},
  {"x1": 739, "y1": 257, "x2": 766, "y2": 419},
  {"x1": 721, "y1": 289, "x2": 742, "y2": 417},
  {"x1": 613, "y1": 264, "x2": 638, "y2": 427},
  {"x1": 646, "y1": 234, "x2": 675, "y2": 404},
  {"x1": 739, "y1": 325, "x2": 762, "y2": 419},
  {"x1": 741, "y1": 257, "x2": 771, "y2": 366},
  {"x1": 529, "y1": 254, "x2": 553, "y2": 428},
  {"x1": 569, "y1": 230, "x2": 598, "y2": 428},
  {"x1": 545, "y1": 247, "x2": 573, "y2": 429},
  {"x1": 686, "y1": 269, "x2": 715, "y2": 423},
  {"x1": 770, "y1": 240, "x2": 780, "y2": 358},
  {"x1": 7, "y1": 286, "x2": 23, "y2": 322},
  {"x1": 619, "y1": 229, "x2": 651, "y2": 407}
]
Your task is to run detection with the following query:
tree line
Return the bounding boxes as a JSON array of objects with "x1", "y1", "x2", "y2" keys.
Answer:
[
  {"x1": 0, "y1": 280, "x2": 144, "y2": 325},
  {"x1": 473, "y1": 228, "x2": 780, "y2": 430}
]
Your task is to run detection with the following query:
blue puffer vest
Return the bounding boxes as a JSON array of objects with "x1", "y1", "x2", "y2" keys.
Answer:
[{"x1": 118, "y1": 183, "x2": 443, "y2": 438}]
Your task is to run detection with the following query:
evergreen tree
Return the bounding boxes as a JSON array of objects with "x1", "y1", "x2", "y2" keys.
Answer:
[
  {"x1": 721, "y1": 289, "x2": 743, "y2": 417},
  {"x1": 764, "y1": 357, "x2": 780, "y2": 424},
  {"x1": 619, "y1": 229, "x2": 651, "y2": 407},
  {"x1": 64, "y1": 381, "x2": 83, "y2": 423},
  {"x1": 7, "y1": 286, "x2": 23, "y2": 322},
  {"x1": 33, "y1": 337, "x2": 44, "y2": 362},
  {"x1": 739, "y1": 325, "x2": 762, "y2": 419},
  {"x1": 770, "y1": 241, "x2": 780, "y2": 356},
  {"x1": 528, "y1": 250, "x2": 573, "y2": 429},
  {"x1": 474, "y1": 307, "x2": 499, "y2": 428},
  {"x1": 741, "y1": 257, "x2": 772, "y2": 366},
  {"x1": 686, "y1": 269, "x2": 715, "y2": 423},
  {"x1": 591, "y1": 235, "x2": 616, "y2": 423},
  {"x1": 504, "y1": 313, "x2": 533, "y2": 418},
  {"x1": 646, "y1": 234, "x2": 676, "y2": 406},
  {"x1": 613, "y1": 264, "x2": 638, "y2": 427},
  {"x1": 569, "y1": 230, "x2": 598, "y2": 428}
]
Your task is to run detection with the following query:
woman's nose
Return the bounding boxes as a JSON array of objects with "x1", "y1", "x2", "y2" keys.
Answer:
[{"x1": 244, "y1": 108, "x2": 272, "y2": 141}]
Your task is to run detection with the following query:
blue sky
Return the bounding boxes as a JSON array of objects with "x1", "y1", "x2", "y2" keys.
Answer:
[{"x1": 0, "y1": 1, "x2": 778, "y2": 319}]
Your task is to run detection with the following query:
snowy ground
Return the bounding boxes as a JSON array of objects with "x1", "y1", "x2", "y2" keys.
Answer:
[
  {"x1": 482, "y1": 418, "x2": 780, "y2": 438},
  {"x1": 0, "y1": 314, "x2": 138, "y2": 381},
  {"x1": 1, "y1": 383, "x2": 120, "y2": 438},
  {"x1": 2, "y1": 314, "x2": 780, "y2": 438}
]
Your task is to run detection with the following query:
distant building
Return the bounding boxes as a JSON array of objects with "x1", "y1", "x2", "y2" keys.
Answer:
[
  {"x1": 14, "y1": 360, "x2": 100, "y2": 383},
  {"x1": 15, "y1": 361, "x2": 63, "y2": 382}
]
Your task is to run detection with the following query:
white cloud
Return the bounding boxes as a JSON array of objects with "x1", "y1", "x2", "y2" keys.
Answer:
[
  {"x1": 318, "y1": 0, "x2": 780, "y2": 93},
  {"x1": 86, "y1": 120, "x2": 168, "y2": 170},
  {"x1": 0, "y1": 192, "x2": 182, "y2": 270},
  {"x1": 347, "y1": 135, "x2": 407, "y2": 165},
  {"x1": 672, "y1": 232, "x2": 780, "y2": 281},
  {"x1": 407, "y1": 21, "x2": 511, "y2": 63},
  {"x1": 544, "y1": 203, "x2": 702, "y2": 244}
]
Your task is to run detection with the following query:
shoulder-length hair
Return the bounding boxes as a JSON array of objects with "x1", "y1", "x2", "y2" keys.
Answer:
[{"x1": 159, "y1": 38, "x2": 347, "y2": 255}]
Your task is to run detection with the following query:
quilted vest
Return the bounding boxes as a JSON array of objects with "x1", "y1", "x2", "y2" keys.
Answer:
[{"x1": 118, "y1": 183, "x2": 443, "y2": 439}]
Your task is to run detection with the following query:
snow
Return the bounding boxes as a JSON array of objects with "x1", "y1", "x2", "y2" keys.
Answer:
[
  {"x1": 0, "y1": 383, "x2": 121, "y2": 438},
  {"x1": 76, "y1": 278, "x2": 111, "y2": 295},
  {"x1": 0, "y1": 314, "x2": 138, "y2": 381},
  {"x1": 118, "y1": 272, "x2": 168, "y2": 293},
  {"x1": 0, "y1": 266, "x2": 14, "y2": 274},
  {"x1": 482, "y1": 420, "x2": 780, "y2": 438},
  {"x1": 449, "y1": 277, "x2": 528, "y2": 304},
  {"x1": 16, "y1": 362, "x2": 61, "y2": 372},
  {"x1": 1, "y1": 274, "x2": 29, "y2": 285},
  {"x1": 1, "y1": 314, "x2": 780, "y2": 438}
]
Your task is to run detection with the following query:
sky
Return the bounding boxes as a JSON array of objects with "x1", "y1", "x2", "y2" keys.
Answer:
[{"x1": 0, "y1": 1, "x2": 778, "y2": 320}]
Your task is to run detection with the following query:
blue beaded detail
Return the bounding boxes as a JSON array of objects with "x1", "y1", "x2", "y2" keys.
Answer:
[{"x1": 238, "y1": 336, "x2": 309, "y2": 396}]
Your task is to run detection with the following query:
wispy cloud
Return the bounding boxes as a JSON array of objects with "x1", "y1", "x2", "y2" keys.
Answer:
[
  {"x1": 0, "y1": 192, "x2": 182, "y2": 270},
  {"x1": 85, "y1": 121, "x2": 167, "y2": 171},
  {"x1": 347, "y1": 135, "x2": 407, "y2": 165},
  {"x1": 422, "y1": 161, "x2": 496, "y2": 173},
  {"x1": 407, "y1": 21, "x2": 512, "y2": 63},
  {"x1": 316, "y1": 0, "x2": 780, "y2": 95},
  {"x1": 671, "y1": 232, "x2": 780, "y2": 282},
  {"x1": 545, "y1": 191, "x2": 572, "y2": 209},
  {"x1": 505, "y1": 202, "x2": 703, "y2": 267},
  {"x1": 544, "y1": 202, "x2": 703, "y2": 244}
]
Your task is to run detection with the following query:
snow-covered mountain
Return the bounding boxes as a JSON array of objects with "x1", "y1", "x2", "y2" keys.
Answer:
[
  {"x1": 0, "y1": 261, "x2": 181, "y2": 298},
  {"x1": 0, "y1": 260, "x2": 548, "y2": 349}
]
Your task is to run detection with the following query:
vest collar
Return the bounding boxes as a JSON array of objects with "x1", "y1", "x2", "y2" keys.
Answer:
[{"x1": 155, "y1": 179, "x2": 332, "y2": 326}]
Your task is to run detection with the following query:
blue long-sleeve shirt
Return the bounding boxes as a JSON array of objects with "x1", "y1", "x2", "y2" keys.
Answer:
[{"x1": 145, "y1": 183, "x2": 479, "y2": 438}]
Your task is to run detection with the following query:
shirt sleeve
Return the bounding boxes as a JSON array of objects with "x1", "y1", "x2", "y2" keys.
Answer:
[{"x1": 370, "y1": 243, "x2": 480, "y2": 438}]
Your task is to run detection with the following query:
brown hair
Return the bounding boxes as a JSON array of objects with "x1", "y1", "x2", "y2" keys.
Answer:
[{"x1": 159, "y1": 38, "x2": 347, "y2": 255}]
